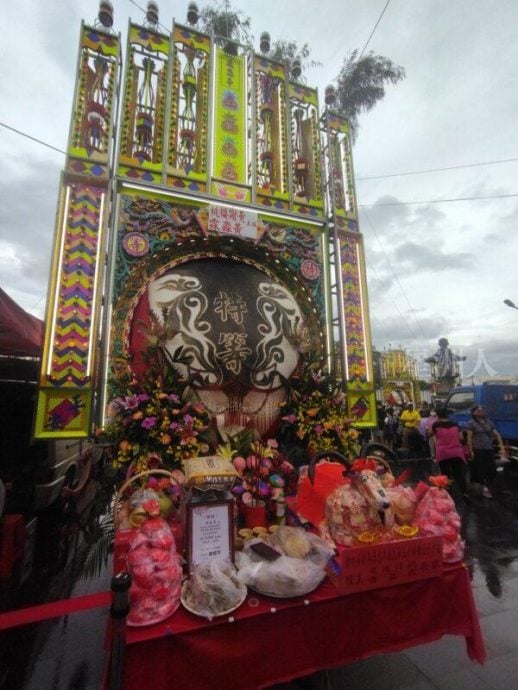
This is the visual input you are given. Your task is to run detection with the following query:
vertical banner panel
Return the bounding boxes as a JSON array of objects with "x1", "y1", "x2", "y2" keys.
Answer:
[
  {"x1": 211, "y1": 48, "x2": 250, "y2": 201},
  {"x1": 67, "y1": 23, "x2": 120, "y2": 180},
  {"x1": 35, "y1": 182, "x2": 106, "y2": 438},
  {"x1": 118, "y1": 23, "x2": 170, "y2": 183},
  {"x1": 167, "y1": 24, "x2": 211, "y2": 189},
  {"x1": 288, "y1": 83, "x2": 323, "y2": 217},
  {"x1": 254, "y1": 56, "x2": 290, "y2": 208},
  {"x1": 339, "y1": 231, "x2": 376, "y2": 427}
]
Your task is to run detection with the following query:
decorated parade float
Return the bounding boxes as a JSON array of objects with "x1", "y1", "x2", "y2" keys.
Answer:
[{"x1": 33, "y1": 2, "x2": 485, "y2": 687}]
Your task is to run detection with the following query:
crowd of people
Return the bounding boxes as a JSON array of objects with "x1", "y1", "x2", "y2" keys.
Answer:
[{"x1": 375, "y1": 400, "x2": 506, "y2": 500}]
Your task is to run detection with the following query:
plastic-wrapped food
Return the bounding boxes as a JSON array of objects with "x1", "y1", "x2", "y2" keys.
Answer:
[
  {"x1": 414, "y1": 486, "x2": 464, "y2": 563},
  {"x1": 127, "y1": 514, "x2": 182, "y2": 626},
  {"x1": 181, "y1": 560, "x2": 247, "y2": 620},
  {"x1": 385, "y1": 486, "x2": 418, "y2": 525},
  {"x1": 236, "y1": 548, "x2": 326, "y2": 598},
  {"x1": 236, "y1": 527, "x2": 333, "y2": 597}
]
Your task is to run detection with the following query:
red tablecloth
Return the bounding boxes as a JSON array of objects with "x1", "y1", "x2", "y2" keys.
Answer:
[{"x1": 113, "y1": 563, "x2": 485, "y2": 690}]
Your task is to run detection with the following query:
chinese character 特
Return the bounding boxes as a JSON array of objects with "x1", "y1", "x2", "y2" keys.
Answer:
[{"x1": 214, "y1": 291, "x2": 248, "y2": 325}]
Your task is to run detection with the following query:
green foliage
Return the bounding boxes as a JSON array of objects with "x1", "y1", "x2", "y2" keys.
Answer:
[
  {"x1": 268, "y1": 40, "x2": 321, "y2": 78},
  {"x1": 198, "y1": 4, "x2": 405, "y2": 137},
  {"x1": 335, "y1": 49, "x2": 406, "y2": 141},
  {"x1": 81, "y1": 512, "x2": 115, "y2": 580},
  {"x1": 199, "y1": 2, "x2": 253, "y2": 47}
]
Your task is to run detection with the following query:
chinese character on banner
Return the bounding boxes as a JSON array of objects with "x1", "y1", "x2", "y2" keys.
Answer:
[{"x1": 208, "y1": 205, "x2": 257, "y2": 239}]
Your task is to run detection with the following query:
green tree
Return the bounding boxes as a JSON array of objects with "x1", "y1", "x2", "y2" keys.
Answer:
[
  {"x1": 335, "y1": 49, "x2": 405, "y2": 141},
  {"x1": 199, "y1": 2, "x2": 405, "y2": 139},
  {"x1": 199, "y1": 2, "x2": 253, "y2": 47},
  {"x1": 268, "y1": 40, "x2": 321, "y2": 77}
]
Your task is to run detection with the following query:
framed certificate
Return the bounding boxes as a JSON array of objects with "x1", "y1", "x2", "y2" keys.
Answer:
[{"x1": 186, "y1": 499, "x2": 234, "y2": 573}]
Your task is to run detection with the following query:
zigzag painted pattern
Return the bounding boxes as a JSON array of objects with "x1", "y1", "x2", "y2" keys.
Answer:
[
  {"x1": 341, "y1": 236, "x2": 367, "y2": 381},
  {"x1": 48, "y1": 184, "x2": 104, "y2": 388}
]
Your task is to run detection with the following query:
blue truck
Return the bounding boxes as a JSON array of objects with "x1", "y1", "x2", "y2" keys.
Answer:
[{"x1": 444, "y1": 383, "x2": 518, "y2": 461}]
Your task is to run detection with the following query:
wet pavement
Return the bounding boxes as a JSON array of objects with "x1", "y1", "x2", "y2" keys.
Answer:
[{"x1": 2, "y1": 462, "x2": 518, "y2": 690}]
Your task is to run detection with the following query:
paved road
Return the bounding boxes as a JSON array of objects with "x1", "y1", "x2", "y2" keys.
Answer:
[{"x1": 2, "y1": 464, "x2": 518, "y2": 689}]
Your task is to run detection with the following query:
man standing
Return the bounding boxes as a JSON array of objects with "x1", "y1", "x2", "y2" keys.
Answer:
[{"x1": 400, "y1": 402, "x2": 421, "y2": 453}]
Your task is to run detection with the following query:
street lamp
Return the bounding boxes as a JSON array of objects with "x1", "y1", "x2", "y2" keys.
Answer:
[{"x1": 503, "y1": 299, "x2": 518, "y2": 310}]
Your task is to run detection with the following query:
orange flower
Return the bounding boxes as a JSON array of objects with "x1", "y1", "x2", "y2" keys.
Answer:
[
  {"x1": 119, "y1": 440, "x2": 132, "y2": 453},
  {"x1": 429, "y1": 475, "x2": 451, "y2": 489},
  {"x1": 306, "y1": 408, "x2": 319, "y2": 417},
  {"x1": 132, "y1": 411, "x2": 144, "y2": 420},
  {"x1": 160, "y1": 433, "x2": 172, "y2": 445}
]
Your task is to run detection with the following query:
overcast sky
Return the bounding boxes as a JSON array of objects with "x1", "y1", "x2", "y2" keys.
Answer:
[{"x1": 1, "y1": 0, "x2": 517, "y2": 380}]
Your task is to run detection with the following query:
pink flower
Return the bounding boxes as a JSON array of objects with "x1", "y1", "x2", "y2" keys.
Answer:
[
  {"x1": 242, "y1": 491, "x2": 253, "y2": 506},
  {"x1": 141, "y1": 416, "x2": 157, "y2": 429},
  {"x1": 267, "y1": 439, "x2": 278, "y2": 449},
  {"x1": 233, "y1": 456, "x2": 246, "y2": 472}
]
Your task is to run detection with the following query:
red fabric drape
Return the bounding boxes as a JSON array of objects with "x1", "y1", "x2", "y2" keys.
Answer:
[{"x1": 114, "y1": 564, "x2": 485, "y2": 690}]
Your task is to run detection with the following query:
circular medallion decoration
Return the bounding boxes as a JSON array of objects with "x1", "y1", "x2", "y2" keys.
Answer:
[
  {"x1": 300, "y1": 258, "x2": 320, "y2": 281},
  {"x1": 122, "y1": 232, "x2": 149, "y2": 257}
]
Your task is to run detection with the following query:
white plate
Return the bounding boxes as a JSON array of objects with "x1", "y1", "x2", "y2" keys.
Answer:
[
  {"x1": 181, "y1": 581, "x2": 247, "y2": 618},
  {"x1": 248, "y1": 577, "x2": 324, "y2": 599},
  {"x1": 127, "y1": 598, "x2": 180, "y2": 627}
]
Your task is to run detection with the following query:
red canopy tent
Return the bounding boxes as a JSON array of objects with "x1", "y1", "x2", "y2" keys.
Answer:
[{"x1": 0, "y1": 288, "x2": 43, "y2": 358}]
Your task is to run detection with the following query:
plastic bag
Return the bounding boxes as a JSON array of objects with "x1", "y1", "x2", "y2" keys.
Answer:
[
  {"x1": 236, "y1": 549, "x2": 327, "y2": 597},
  {"x1": 127, "y1": 514, "x2": 182, "y2": 625},
  {"x1": 268, "y1": 526, "x2": 334, "y2": 568},
  {"x1": 414, "y1": 486, "x2": 464, "y2": 563},
  {"x1": 385, "y1": 486, "x2": 418, "y2": 525},
  {"x1": 236, "y1": 527, "x2": 333, "y2": 597},
  {"x1": 181, "y1": 560, "x2": 247, "y2": 620}
]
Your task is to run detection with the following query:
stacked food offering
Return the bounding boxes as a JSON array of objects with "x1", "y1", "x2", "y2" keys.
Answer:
[{"x1": 106, "y1": 411, "x2": 464, "y2": 625}]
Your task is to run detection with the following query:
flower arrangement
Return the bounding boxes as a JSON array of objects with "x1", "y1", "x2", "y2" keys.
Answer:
[
  {"x1": 229, "y1": 439, "x2": 298, "y2": 512},
  {"x1": 279, "y1": 371, "x2": 361, "y2": 459},
  {"x1": 103, "y1": 381, "x2": 211, "y2": 475}
]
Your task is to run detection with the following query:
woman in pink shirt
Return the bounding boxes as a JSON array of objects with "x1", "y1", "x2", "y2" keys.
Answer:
[{"x1": 432, "y1": 408, "x2": 468, "y2": 496}]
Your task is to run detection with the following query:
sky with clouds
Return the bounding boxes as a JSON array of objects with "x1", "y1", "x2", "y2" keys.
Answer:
[{"x1": 1, "y1": 0, "x2": 517, "y2": 380}]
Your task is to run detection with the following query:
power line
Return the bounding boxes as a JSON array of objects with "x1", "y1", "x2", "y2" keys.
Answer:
[
  {"x1": 0, "y1": 122, "x2": 66, "y2": 156},
  {"x1": 365, "y1": 261, "x2": 422, "y2": 346},
  {"x1": 128, "y1": 0, "x2": 170, "y2": 34},
  {"x1": 360, "y1": 193, "x2": 518, "y2": 207},
  {"x1": 357, "y1": 157, "x2": 518, "y2": 181},
  {"x1": 361, "y1": 207, "x2": 430, "y2": 344},
  {"x1": 2, "y1": 123, "x2": 517, "y2": 208},
  {"x1": 359, "y1": 0, "x2": 392, "y2": 58}
]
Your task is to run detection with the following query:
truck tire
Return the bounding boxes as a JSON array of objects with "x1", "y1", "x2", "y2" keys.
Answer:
[{"x1": 360, "y1": 442, "x2": 400, "y2": 469}]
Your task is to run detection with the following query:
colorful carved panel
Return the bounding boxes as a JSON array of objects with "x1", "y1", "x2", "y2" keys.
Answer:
[
  {"x1": 168, "y1": 24, "x2": 210, "y2": 181},
  {"x1": 118, "y1": 24, "x2": 169, "y2": 174},
  {"x1": 211, "y1": 48, "x2": 249, "y2": 199},
  {"x1": 339, "y1": 232, "x2": 371, "y2": 383},
  {"x1": 254, "y1": 56, "x2": 289, "y2": 201},
  {"x1": 288, "y1": 83, "x2": 323, "y2": 215},
  {"x1": 67, "y1": 24, "x2": 120, "y2": 177},
  {"x1": 324, "y1": 113, "x2": 357, "y2": 221},
  {"x1": 106, "y1": 190, "x2": 326, "y2": 434},
  {"x1": 35, "y1": 182, "x2": 106, "y2": 437}
]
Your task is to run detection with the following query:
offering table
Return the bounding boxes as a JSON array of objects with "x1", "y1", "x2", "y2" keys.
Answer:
[{"x1": 110, "y1": 561, "x2": 485, "y2": 690}]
